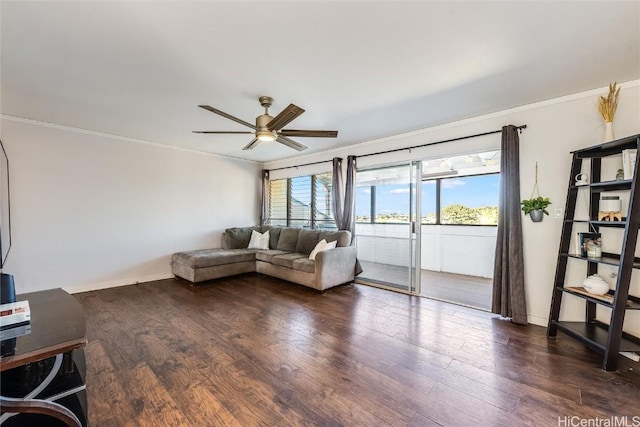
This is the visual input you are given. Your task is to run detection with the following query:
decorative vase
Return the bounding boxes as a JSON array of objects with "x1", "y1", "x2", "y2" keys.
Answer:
[
  {"x1": 529, "y1": 209, "x2": 544, "y2": 222},
  {"x1": 603, "y1": 122, "x2": 615, "y2": 142},
  {"x1": 583, "y1": 274, "x2": 609, "y2": 295}
]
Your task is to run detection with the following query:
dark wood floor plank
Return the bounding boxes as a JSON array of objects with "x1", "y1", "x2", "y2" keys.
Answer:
[
  {"x1": 407, "y1": 412, "x2": 444, "y2": 427},
  {"x1": 119, "y1": 362, "x2": 191, "y2": 427},
  {"x1": 176, "y1": 384, "x2": 243, "y2": 427},
  {"x1": 83, "y1": 340, "x2": 138, "y2": 427},
  {"x1": 75, "y1": 276, "x2": 640, "y2": 426},
  {"x1": 420, "y1": 382, "x2": 523, "y2": 427},
  {"x1": 200, "y1": 357, "x2": 314, "y2": 426}
]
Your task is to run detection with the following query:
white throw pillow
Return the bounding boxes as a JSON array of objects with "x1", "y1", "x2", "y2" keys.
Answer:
[
  {"x1": 309, "y1": 239, "x2": 328, "y2": 260},
  {"x1": 309, "y1": 239, "x2": 337, "y2": 260},
  {"x1": 247, "y1": 230, "x2": 270, "y2": 250}
]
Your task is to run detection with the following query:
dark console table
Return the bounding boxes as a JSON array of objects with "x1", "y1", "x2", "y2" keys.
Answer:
[{"x1": 0, "y1": 288, "x2": 88, "y2": 426}]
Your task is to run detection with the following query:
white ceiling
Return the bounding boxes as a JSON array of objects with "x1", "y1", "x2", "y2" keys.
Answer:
[{"x1": 1, "y1": 1, "x2": 639, "y2": 163}]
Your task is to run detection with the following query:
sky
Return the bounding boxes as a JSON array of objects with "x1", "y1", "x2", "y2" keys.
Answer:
[{"x1": 355, "y1": 174, "x2": 500, "y2": 216}]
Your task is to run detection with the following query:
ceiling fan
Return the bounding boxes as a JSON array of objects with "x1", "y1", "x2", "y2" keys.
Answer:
[{"x1": 193, "y1": 96, "x2": 338, "y2": 151}]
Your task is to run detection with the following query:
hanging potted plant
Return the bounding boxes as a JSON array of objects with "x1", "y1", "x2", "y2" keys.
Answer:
[
  {"x1": 521, "y1": 196, "x2": 551, "y2": 222},
  {"x1": 522, "y1": 162, "x2": 551, "y2": 222}
]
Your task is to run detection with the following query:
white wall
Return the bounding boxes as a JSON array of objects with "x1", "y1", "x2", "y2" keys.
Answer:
[
  {"x1": 0, "y1": 117, "x2": 261, "y2": 294},
  {"x1": 266, "y1": 81, "x2": 640, "y2": 333}
]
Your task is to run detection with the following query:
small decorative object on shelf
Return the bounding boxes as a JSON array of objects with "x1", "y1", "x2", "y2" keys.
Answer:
[
  {"x1": 616, "y1": 169, "x2": 624, "y2": 180},
  {"x1": 597, "y1": 82, "x2": 620, "y2": 142},
  {"x1": 575, "y1": 173, "x2": 589, "y2": 186},
  {"x1": 586, "y1": 243, "x2": 602, "y2": 258},
  {"x1": 622, "y1": 148, "x2": 637, "y2": 180},
  {"x1": 521, "y1": 162, "x2": 551, "y2": 222},
  {"x1": 577, "y1": 232, "x2": 601, "y2": 257},
  {"x1": 582, "y1": 274, "x2": 610, "y2": 295},
  {"x1": 598, "y1": 196, "x2": 622, "y2": 221}
]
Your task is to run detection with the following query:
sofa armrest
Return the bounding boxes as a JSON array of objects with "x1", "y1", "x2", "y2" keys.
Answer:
[{"x1": 315, "y1": 246, "x2": 357, "y2": 289}]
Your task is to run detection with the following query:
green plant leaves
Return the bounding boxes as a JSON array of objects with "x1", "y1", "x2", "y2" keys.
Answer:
[{"x1": 521, "y1": 196, "x2": 551, "y2": 215}]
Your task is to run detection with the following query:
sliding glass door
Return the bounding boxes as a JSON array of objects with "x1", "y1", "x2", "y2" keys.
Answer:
[{"x1": 354, "y1": 162, "x2": 421, "y2": 294}]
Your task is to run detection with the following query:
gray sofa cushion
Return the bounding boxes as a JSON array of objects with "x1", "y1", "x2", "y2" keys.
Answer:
[
  {"x1": 276, "y1": 228, "x2": 300, "y2": 252},
  {"x1": 319, "y1": 230, "x2": 351, "y2": 247},
  {"x1": 173, "y1": 248, "x2": 256, "y2": 268},
  {"x1": 295, "y1": 230, "x2": 320, "y2": 255},
  {"x1": 255, "y1": 249, "x2": 288, "y2": 263},
  {"x1": 224, "y1": 227, "x2": 260, "y2": 249},
  {"x1": 261, "y1": 226, "x2": 283, "y2": 249},
  {"x1": 292, "y1": 258, "x2": 315, "y2": 274},
  {"x1": 272, "y1": 253, "x2": 307, "y2": 269}
]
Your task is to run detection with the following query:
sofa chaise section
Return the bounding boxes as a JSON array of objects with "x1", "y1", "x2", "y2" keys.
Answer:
[{"x1": 171, "y1": 248, "x2": 257, "y2": 282}]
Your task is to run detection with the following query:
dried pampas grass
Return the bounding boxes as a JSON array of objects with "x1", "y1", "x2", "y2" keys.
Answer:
[{"x1": 597, "y1": 82, "x2": 621, "y2": 122}]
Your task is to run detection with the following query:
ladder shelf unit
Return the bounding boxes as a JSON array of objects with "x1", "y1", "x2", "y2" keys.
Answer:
[{"x1": 547, "y1": 134, "x2": 640, "y2": 371}]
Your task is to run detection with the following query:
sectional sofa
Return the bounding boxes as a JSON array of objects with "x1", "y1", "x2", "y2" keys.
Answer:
[{"x1": 172, "y1": 226, "x2": 357, "y2": 291}]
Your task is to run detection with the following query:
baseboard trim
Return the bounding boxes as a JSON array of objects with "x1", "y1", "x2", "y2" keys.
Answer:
[
  {"x1": 527, "y1": 314, "x2": 548, "y2": 327},
  {"x1": 63, "y1": 273, "x2": 175, "y2": 294}
]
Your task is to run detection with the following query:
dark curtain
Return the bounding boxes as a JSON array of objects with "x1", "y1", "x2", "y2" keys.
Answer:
[
  {"x1": 260, "y1": 169, "x2": 270, "y2": 226},
  {"x1": 341, "y1": 156, "x2": 356, "y2": 232},
  {"x1": 331, "y1": 158, "x2": 344, "y2": 229},
  {"x1": 343, "y1": 156, "x2": 363, "y2": 275},
  {"x1": 492, "y1": 125, "x2": 527, "y2": 324}
]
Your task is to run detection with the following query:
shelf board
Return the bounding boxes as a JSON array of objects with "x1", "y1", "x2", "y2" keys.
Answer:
[
  {"x1": 571, "y1": 180, "x2": 633, "y2": 192},
  {"x1": 565, "y1": 253, "x2": 640, "y2": 269},
  {"x1": 553, "y1": 321, "x2": 640, "y2": 353},
  {"x1": 573, "y1": 134, "x2": 639, "y2": 158},
  {"x1": 560, "y1": 287, "x2": 640, "y2": 310},
  {"x1": 568, "y1": 219, "x2": 627, "y2": 228}
]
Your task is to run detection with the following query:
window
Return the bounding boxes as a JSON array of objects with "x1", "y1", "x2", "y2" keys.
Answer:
[
  {"x1": 356, "y1": 173, "x2": 499, "y2": 225},
  {"x1": 355, "y1": 187, "x2": 372, "y2": 223},
  {"x1": 421, "y1": 181, "x2": 437, "y2": 224},
  {"x1": 374, "y1": 183, "x2": 410, "y2": 223},
  {"x1": 355, "y1": 152, "x2": 500, "y2": 226},
  {"x1": 355, "y1": 164, "x2": 412, "y2": 224},
  {"x1": 439, "y1": 174, "x2": 499, "y2": 225},
  {"x1": 269, "y1": 179, "x2": 288, "y2": 226},
  {"x1": 268, "y1": 172, "x2": 335, "y2": 229}
]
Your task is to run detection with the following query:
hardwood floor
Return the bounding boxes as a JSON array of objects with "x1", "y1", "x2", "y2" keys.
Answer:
[{"x1": 74, "y1": 275, "x2": 640, "y2": 426}]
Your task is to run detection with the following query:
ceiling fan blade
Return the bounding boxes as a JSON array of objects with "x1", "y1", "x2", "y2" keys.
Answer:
[
  {"x1": 276, "y1": 136, "x2": 307, "y2": 151},
  {"x1": 242, "y1": 138, "x2": 260, "y2": 151},
  {"x1": 198, "y1": 105, "x2": 258, "y2": 130},
  {"x1": 193, "y1": 131, "x2": 253, "y2": 134},
  {"x1": 267, "y1": 104, "x2": 305, "y2": 131},
  {"x1": 279, "y1": 129, "x2": 338, "y2": 138}
]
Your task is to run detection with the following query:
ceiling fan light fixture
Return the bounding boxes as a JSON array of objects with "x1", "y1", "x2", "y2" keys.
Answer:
[{"x1": 256, "y1": 129, "x2": 276, "y2": 142}]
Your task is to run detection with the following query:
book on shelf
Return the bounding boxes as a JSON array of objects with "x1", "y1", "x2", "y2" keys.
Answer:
[
  {"x1": 576, "y1": 232, "x2": 601, "y2": 257},
  {"x1": 622, "y1": 148, "x2": 637, "y2": 180}
]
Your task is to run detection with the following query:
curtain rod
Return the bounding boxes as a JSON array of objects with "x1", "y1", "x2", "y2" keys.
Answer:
[
  {"x1": 267, "y1": 124, "x2": 527, "y2": 172},
  {"x1": 268, "y1": 158, "x2": 336, "y2": 172}
]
